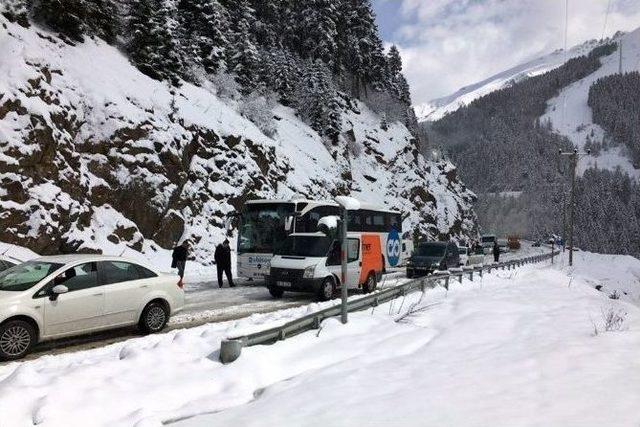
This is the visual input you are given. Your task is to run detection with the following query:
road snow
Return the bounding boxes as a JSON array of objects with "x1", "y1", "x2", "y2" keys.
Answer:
[{"x1": 0, "y1": 251, "x2": 638, "y2": 427}]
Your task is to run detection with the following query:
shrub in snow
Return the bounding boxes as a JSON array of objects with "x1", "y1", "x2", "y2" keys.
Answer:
[
  {"x1": 602, "y1": 307, "x2": 627, "y2": 332},
  {"x1": 238, "y1": 91, "x2": 277, "y2": 138},
  {"x1": 211, "y1": 71, "x2": 241, "y2": 101}
]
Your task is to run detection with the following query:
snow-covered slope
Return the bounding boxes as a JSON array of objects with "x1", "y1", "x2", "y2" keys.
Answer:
[
  {"x1": 415, "y1": 38, "x2": 604, "y2": 122},
  {"x1": 0, "y1": 17, "x2": 477, "y2": 263},
  {"x1": 541, "y1": 28, "x2": 640, "y2": 178},
  {"x1": 1, "y1": 252, "x2": 638, "y2": 426}
]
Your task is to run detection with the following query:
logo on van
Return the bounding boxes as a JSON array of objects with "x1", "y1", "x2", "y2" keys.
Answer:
[{"x1": 387, "y1": 228, "x2": 400, "y2": 267}]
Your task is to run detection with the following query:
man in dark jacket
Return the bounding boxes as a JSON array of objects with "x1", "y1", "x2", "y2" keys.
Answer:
[
  {"x1": 171, "y1": 240, "x2": 189, "y2": 280},
  {"x1": 493, "y1": 240, "x2": 500, "y2": 263},
  {"x1": 214, "y1": 239, "x2": 235, "y2": 288}
]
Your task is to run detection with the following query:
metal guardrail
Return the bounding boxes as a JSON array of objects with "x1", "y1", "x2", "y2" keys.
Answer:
[{"x1": 219, "y1": 252, "x2": 558, "y2": 363}]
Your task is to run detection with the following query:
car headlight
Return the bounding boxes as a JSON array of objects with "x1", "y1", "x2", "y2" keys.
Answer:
[{"x1": 303, "y1": 265, "x2": 316, "y2": 279}]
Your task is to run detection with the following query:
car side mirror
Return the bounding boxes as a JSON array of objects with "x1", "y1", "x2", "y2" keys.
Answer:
[{"x1": 50, "y1": 284, "x2": 69, "y2": 301}]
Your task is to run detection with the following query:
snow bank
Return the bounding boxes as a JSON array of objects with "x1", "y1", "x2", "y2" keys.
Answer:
[{"x1": 0, "y1": 253, "x2": 638, "y2": 426}]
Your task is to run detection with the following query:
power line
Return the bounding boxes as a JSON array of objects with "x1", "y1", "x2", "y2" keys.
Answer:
[{"x1": 601, "y1": 0, "x2": 612, "y2": 40}]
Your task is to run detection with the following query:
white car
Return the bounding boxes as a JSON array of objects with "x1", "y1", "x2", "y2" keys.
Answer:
[{"x1": 0, "y1": 255, "x2": 184, "y2": 360}]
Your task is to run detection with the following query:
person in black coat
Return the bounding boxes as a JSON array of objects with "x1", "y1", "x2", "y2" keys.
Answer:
[
  {"x1": 214, "y1": 239, "x2": 235, "y2": 288},
  {"x1": 493, "y1": 240, "x2": 500, "y2": 263},
  {"x1": 171, "y1": 240, "x2": 189, "y2": 280}
]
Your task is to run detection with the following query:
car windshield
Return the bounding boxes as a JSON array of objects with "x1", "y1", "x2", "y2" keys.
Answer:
[
  {"x1": 275, "y1": 236, "x2": 333, "y2": 257},
  {"x1": 0, "y1": 261, "x2": 63, "y2": 292},
  {"x1": 415, "y1": 244, "x2": 446, "y2": 257},
  {"x1": 481, "y1": 236, "x2": 495, "y2": 243}
]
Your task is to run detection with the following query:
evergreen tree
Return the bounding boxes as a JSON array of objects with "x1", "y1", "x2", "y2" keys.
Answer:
[
  {"x1": 31, "y1": 0, "x2": 86, "y2": 41},
  {"x1": 293, "y1": 0, "x2": 339, "y2": 68},
  {"x1": 125, "y1": 0, "x2": 183, "y2": 83},
  {"x1": 177, "y1": 0, "x2": 229, "y2": 77},
  {"x1": 226, "y1": 0, "x2": 260, "y2": 88}
]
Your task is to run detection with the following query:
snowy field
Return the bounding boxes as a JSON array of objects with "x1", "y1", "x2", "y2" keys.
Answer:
[{"x1": 0, "y1": 251, "x2": 638, "y2": 426}]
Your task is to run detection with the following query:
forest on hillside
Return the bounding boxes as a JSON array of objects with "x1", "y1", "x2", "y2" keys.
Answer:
[
  {"x1": 427, "y1": 42, "x2": 640, "y2": 257},
  {"x1": 1, "y1": 0, "x2": 420, "y2": 142},
  {"x1": 588, "y1": 71, "x2": 640, "y2": 167}
]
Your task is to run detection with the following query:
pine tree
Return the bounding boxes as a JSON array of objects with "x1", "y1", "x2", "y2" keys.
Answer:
[
  {"x1": 1, "y1": 0, "x2": 29, "y2": 26},
  {"x1": 226, "y1": 0, "x2": 260, "y2": 89},
  {"x1": 293, "y1": 0, "x2": 339, "y2": 68},
  {"x1": 126, "y1": 0, "x2": 183, "y2": 83},
  {"x1": 31, "y1": 0, "x2": 86, "y2": 41},
  {"x1": 177, "y1": 0, "x2": 229, "y2": 77}
]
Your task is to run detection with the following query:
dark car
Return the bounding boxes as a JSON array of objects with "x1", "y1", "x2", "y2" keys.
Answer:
[{"x1": 406, "y1": 241, "x2": 460, "y2": 278}]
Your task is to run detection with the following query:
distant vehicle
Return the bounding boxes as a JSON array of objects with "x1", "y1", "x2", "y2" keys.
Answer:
[
  {"x1": 406, "y1": 241, "x2": 460, "y2": 278},
  {"x1": 481, "y1": 234, "x2": 496, "y2": 254},
  {"x1": 236, "y1": 198, "x2": 402, "y2": 279},
  {"x1": 267, "y1": 232, "x2": 384, "y2": 301},
  {"x1": 458, "y1": 246, "x2": 469, "y2": 266},
  {"x1": 401, "y1": 239, "x2": 414, "y2": 266},
  {"x1": 507, "y1": 235, "x2": 521, "y2": 250},
  {"x1": 497, "y1": 238, "x2": 509, "y2": 253},
  {"x1": 0, "y1": 256, "x2": 19, "y2": 272},
  {"x1": 532, "y1": 240, "x2": 542, "y2": 247},
  {"x1": 0, "y1": 255, "x2": 184, "y2": 360}
]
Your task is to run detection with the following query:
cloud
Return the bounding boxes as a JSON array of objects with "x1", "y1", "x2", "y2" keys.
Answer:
[{"x1": 380, "y1": 0, "x2": 640, "y2": 104}]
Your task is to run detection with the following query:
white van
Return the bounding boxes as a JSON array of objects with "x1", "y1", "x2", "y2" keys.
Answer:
[{"x1": 266, "y1": 232, "x2": 384, "y2": 301}]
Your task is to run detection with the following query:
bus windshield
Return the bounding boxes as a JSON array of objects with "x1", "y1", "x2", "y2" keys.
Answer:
[
  {"x1": 275, "y1": 236, "x2": 334, "y2": 257},
  {"x1": 238, "y1": 203, "x2": 295, "y2": 254}
]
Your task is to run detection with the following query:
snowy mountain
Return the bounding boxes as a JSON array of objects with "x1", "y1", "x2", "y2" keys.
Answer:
[
  {"x1": 0, "y1": 14, "x2": 477, "y2": 264},
  {"x1": 415, "y1": 38, "x2": 605, "y2": 122},
  {"x1": 542, "y1": 27, "x2": 640, "y2": 179}
]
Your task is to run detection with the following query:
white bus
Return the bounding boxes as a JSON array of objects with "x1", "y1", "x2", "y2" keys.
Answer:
[{"x1": 236, "y1": 198, "x2": 403, "y2": 279}]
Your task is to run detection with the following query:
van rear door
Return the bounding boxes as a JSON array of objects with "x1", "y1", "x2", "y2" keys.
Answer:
[{"x1": 359, "y1": 234, "x2": 383, "y2": 285}]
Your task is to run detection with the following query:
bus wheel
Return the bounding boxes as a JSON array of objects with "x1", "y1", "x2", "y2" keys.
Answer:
[
  {"x1": 363, "y1": 273, "x2": 377, "y2": 293},
  {"x1": 268, "y1": 286, "x2": 284, "y2": 298},
  {"x1": 317, "y1": 278, "x2": 335, "y2": 302}
]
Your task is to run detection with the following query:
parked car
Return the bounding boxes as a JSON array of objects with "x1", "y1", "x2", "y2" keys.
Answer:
[
  {"x1": 507, "y1": 235, "x2": 521, "y2": 250},
  {"x1": 0, "y1": 256, "x2": 19, "y2": 272},
  {"x1": 532, "y1": 240, "x2": 542, "y2": 247},
  {"x1": 0, "y1": 255, "x2": 184, "y2": 360},
  {"x1": 406, "y1": 241, "x2": 460, "y2": 278},
  {"x1": 497, "y1": 238, "x2": 509, "y2": 253}
]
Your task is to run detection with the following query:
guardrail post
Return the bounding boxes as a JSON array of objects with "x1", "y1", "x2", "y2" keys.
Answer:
[
  {"x1": 469, "y1": 270, "x2": 473, "y2": 281},
  {"x1": 220, "y1": 339, "x2": 244, "y2": 364},
  {"x1": 458, "y1": 272, "x2": 463, "y2": 283},
  {"x1": 444, "y1": 276, "x2": 449, "y2": 290},
  {"x1": 479, "y1": 268, "x2": 483, "y2": 277}
]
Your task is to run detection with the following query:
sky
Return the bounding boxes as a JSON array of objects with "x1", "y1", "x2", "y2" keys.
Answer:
[{"x1": 372, "y1": 0, "x2": 640, "y2": 105}]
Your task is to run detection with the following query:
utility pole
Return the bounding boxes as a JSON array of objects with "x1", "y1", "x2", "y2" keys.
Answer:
[
  {"x1": 340, "y1": 206, "x2": 348, "y2": 324},
  {"x1": 559, "y1": 148, "x2": 591, "y2": 266}
]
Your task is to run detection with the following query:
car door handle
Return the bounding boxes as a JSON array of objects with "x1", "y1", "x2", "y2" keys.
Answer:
[
  {"x1": 92, "y1": 293, "x2": 103, "y2": 297},
  {"x1": 139, "y1": 285, "x2": 149, "y2": 288}
]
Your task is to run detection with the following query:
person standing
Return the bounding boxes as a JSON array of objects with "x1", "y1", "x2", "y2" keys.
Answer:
[
  {"x1": 493, "y1": 240, "x2": 500, "y2": 263},
  {"x1": 171, "y1": 240, "x2": 189, "y2": 282},
  {"x1": 214, "y1": 239, "x2": 235, "y2": 288}
]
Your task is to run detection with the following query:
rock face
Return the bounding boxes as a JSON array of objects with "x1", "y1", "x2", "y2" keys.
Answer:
[{"x1": 0, "y1": 17, "x2": 477, "y2": 263}]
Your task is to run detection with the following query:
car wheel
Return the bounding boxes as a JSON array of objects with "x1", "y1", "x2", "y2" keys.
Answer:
[
  {"x1": 268, "y1": 285, "x2": 284, "y2": 298},
  {"x1": 363, "y1": 273, "x2": 377, "y2": 293},
  {"x1": 0, "y1": 320, "x2": 36, "y2": 361},
  {"x1": 139, "y1": 301, "x2": 169, "y2": 334},
  {"x1": 406, "y1": 269, "x2": 414, "y2": 279},
  {"x1": 317, "y1": 278, "x2": 335, "y2": 302}
]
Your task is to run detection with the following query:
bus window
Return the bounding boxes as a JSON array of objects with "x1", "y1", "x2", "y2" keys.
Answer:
[
  {"x1": 388, "y1": 213, "x2": 401, "y2": 232},
  {"x1": 372, "y1": 213, "x2": 385, "y2": 231},
  {"x1": 296, "y1": 206, "x2": 342, "y2": 233}
]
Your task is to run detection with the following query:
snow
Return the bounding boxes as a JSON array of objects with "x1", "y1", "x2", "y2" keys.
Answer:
[
  {"x1": 541, "y1": 28, "x2": 640, "y2": 179},
  {"x1": 1, "y1": 252, "x2": 639, "y2": 426},
  {"x1": 415, "y1": 39, "x2": 603, "y2": 122}
]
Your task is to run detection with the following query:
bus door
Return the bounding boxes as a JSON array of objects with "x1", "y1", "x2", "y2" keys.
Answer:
[{"x1": 359, "y1": 234, "x2": 383, "y2": 284}]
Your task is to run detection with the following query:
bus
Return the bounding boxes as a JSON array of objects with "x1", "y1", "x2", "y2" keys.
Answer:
[{"x1": 236, "y1": 198, "x2": 403, "y2": 279}]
